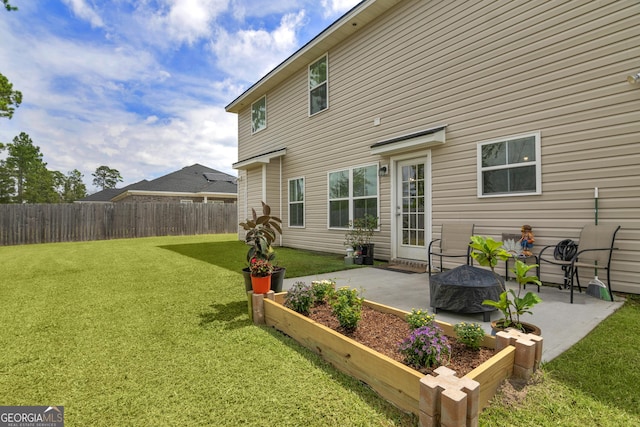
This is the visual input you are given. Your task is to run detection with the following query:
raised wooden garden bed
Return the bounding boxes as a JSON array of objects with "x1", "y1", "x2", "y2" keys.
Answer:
[{"x1": 252, "y1": 292, "x2": 541, "y2": 420}]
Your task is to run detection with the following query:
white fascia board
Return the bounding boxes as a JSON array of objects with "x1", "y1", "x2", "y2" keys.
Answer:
[
  {"x1": 232, "y1": 148, "x2": 287, "y2": 170},
  {"x1": 370, "y1": 126, "x2": 446, "y2": 156}
]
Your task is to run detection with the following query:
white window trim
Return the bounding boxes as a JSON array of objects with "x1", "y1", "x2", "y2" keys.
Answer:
[
  {"x1": 288, "y1": 176, "x2": 305, "y2": 228},
  {"x1": 476, "y1": 131, "x2": 542, "y2": 198},
  {"x1": 251, "y1": 95, "x2": 267, "y2": 134},
  {"x1": 308, "y1": 53, "x2": 329, "y2": 117},
  {"x1": 327, "y1": 163, "x2": 380, "y2": 230}
]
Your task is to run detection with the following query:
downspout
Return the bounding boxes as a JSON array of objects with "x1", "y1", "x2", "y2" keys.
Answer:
[
  {"x1": 261, "y1": 164, "x2": 267, "y2": 202},
  {"x1": 243, "y1": 173, "x2": 248, "y2": 221},
  {"x1": 279, "y1": 156, "x2": 283, "y2": 247}
]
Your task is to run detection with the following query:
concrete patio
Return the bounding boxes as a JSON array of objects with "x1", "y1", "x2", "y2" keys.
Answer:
[{"x1": 282, "y1": 266, "x2": 624, "y2": 362}]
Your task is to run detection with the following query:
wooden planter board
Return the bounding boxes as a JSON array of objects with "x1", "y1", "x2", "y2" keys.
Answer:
[{"x1": 263, "y1": 298, "x2": 516, "y2": 415}]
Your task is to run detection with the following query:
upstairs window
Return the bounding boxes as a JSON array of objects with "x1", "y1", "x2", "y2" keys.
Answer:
[
  {"x1": 478, "y1": 132, "x2": 541, "y2": 197},
  {"x1": 251, "y1": 95, "x2": 266, "y2": 133},
  {"x1": 288, "y1": 177, "x2": 304, "y2": 227},
  {"x1": 309, "y1": 54, "x2": 328, "y2": 116},
  {"x1": 328, "y1": 164, "x2": 378, "y2": 228}
]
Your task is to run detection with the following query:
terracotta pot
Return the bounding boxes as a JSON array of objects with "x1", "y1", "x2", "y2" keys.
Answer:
[
  {"x1": 251, "y1": 274, "x2": 271, "y2": 294},
  {"x1": 243, "y1": 267, "x2": 285, "y2": 292},
  {"x1": 491, "y1": 320, "x2": 541, "y2": 336}
]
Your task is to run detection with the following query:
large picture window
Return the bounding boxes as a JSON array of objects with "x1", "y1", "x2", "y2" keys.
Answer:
[
  {"x1": 309, "y1": 54, "x2": 328, "y2": 116},
  {"x1": 478, "y1": 132, "x2": 541, "y2": 197},
  {"x1": 328, "y1": 164, "x2": 378, "y2": 228},
  {"x1": 288, "y1": 177, "x2": 304, "y2": 227},
  {"x1": 251, "y1": 95, "x2": 266, "y2": 134}
]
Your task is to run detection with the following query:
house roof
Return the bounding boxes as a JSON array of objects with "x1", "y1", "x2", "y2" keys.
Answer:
[
  {"x1": 225, "y1": 0, "x2": 402, "y2": 114},
  {"x1": 76, "y1": 181, "x2": 148, "y2": 202},
  {"x1": 78, "y1": 164, "x2": 237, "y2": 202},
  {"x1": 130, "y1": 164, "x2": 237, "y2": 194}
]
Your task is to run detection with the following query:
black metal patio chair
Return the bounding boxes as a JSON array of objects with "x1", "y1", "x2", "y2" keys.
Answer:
[{"x1": 538, "y1": 224, "x2": 620, "y2": 303}]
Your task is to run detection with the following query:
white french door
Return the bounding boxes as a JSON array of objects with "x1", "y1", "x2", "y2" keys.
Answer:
[{"x1": 395, "y1": 157, "x2": 430, "y2": 260}]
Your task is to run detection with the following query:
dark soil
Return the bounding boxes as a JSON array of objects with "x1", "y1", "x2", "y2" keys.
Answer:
[{"x1": 307, "y1": 303, "x2": 496, "y2": 376}]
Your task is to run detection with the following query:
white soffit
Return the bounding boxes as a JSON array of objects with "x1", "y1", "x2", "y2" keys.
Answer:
[
  {"x1": 370, "y1": 126, "x2": 446, "y2": 156},
  {"x1": 232, "y1": 148, "x2": 287, "y2": 170}
]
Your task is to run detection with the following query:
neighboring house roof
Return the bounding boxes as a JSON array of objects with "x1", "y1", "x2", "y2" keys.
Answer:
[
  {"x1": 129, "y1": 164, "x2": 237, "y2": 194},
  {"x1": 77, "y1": 164, "x2": 237, "y2": 202},
  {"x1": 225, "y1": 0, "x2": 399, "y2": 114},
  {"x1": 76, "y1": 181, "x2": 148, "y2": 202}
]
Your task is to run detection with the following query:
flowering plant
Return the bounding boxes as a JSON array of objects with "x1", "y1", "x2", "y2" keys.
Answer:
[
  {"x1": 406, "y1": 308, "x2": 436, "y2": 330},
  {"x1": 311, "y1": 279, "x2": 336, "y2": 304},
  {"x1": 399, "y1": 325, "x2": 451, "y2": 369},
  {"x1": 453, "y1": 322, "x2": 486, "y2": 350},
  {"x1": 249, "y1": 258, "x2": 273, "y2": 277},
  {"x1": 284, "y1": 282, "x2": 314, "y2": 314}
]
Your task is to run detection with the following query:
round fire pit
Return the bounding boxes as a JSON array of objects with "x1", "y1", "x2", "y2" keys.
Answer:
[{"x1": 429, "y1": 265, "x2": 503, "y2": 322}]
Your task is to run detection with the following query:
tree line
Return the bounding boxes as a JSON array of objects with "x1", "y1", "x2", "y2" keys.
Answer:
[
  {"x1": 0, "y1": 133, "x2": 123, "y2": 203},
  {"x1": 0, "y1": 2, "x2": 123, "y2": 204}
]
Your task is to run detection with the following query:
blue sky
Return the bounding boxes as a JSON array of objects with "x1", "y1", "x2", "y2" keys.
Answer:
[{"x1": 0, "y1": 0, "x2": 361, "y2": 192}]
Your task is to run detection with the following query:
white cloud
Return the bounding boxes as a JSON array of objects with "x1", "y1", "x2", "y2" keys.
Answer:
[
  {"x1": 150, "y1": 0, "x2": 230, "y2": 45},
  {"x1": 320, "y1": 0, "x2": 361, "y2": 17},
  {"x1": 210, "y1": 10, "x2": 305, "y2": 82},
  {"x1": 0, "y1": 1, "x2": 355, "y2": 192},
  {"x1": 62, "y1": 0, "x2": 105, "y2": 28}
]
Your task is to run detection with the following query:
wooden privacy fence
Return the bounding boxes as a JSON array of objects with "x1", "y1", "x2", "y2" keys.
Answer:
[{"x1": 0, "y1": 203, "x2": 238, "y2": 246}]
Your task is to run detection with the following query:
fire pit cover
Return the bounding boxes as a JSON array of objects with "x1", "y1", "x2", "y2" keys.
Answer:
[{"x1": 429, "y1": 265, "x2": 503, "y2": 319}]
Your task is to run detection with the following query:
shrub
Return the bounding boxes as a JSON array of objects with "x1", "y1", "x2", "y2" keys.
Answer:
[
  {"x1": 330, "y1": 287, "x2": 363, "y2": 331},
  {"x1": 310, "y1": 279, "x2": 336, "y2": 304},
  {"x1": 406, "y1": 308, "x2": 436, "y2": 330},
  {"x1": 453, "y1": 322, "x2": 486, "y2": 351},
  {"x1": 399, "y1": 325, "x2": 451, "y2": 369},
  {"x1": 284, "y1": 281, "x2": 314, "y2": 314}
]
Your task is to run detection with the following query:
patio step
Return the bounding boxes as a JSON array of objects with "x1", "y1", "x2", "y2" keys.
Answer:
[{"x1": 389, "y1": 258, "x2": 428, "y2": 273}]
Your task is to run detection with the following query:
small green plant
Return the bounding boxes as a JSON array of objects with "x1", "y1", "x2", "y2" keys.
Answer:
[
  {"x1": 469, "y1": 235, "x2": 511, "y2": 279},
  {"x1": 284, "y1": 281, "x2": 314, "y2": 314},
  {"x1": 310, "y1": 279, "x2": 336, "y2": 304},
  {"x1": 398, "y1": 324, "x2": 451, "y2": 369},
  {"x1": 344, "y1": 214, "x2": 378, "y2": 248},
  {"x1": 406, "y1": 308, "x2": 436, "y2": 330},
  {"x1": 453, "y1": 322, "x2": 486, "y2": 350},
  {"x1": 330, "y1": 287, "x2": 364, "y2": 331},
  {"x1": 483, "y1": 259, "x2": 543, "y2": 331},
  {"x1": 471, "y1": 235, "x2": 542, "y2": 332}
]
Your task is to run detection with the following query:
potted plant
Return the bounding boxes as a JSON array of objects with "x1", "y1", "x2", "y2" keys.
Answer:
[
  {"x1": 345, "y1": 214, "x2": 378, "y2": 265},
  {"x1": 248, "y1": 258, "x2": 273, "y2": 294},
  {"x1": 239, "y1": 202, "x2": 285, "y2": 292},
  {"x1": 469, "y1": 235, "x2": 542, "y2": 334}
]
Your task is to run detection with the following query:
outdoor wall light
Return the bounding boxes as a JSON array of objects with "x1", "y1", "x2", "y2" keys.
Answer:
[
  {"x1": 378, "y1": 165, "x2": 388, "y2": 176},
  {"x1": 627, "y1": 72, "x2": 640, "y2": 85}
]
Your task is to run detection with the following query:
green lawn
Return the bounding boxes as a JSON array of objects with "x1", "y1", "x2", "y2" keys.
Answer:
[
  {"x1": 1, "y1": 234, "x2": 638, "y2": 426},
  {"x1": 0, "y1": 234, "x2": 413, "y2": 426}
]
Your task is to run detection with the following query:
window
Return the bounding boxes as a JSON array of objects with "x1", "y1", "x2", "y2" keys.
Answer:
[
  {"x1": 328, "y1": 164, "x2": 378, "y2": 228},
  {"x1": 288, "y1": 177, "x2": 304, "y2": 227},
  {"x1": 251, "y1": 95, "x2": 266, "y2": 133},
  {"x1": 309, "y1": 54, "x2": 328, "y2": 115},
  {"x1": 478, "y1": 132, "x2": 541, "y2": 197}
]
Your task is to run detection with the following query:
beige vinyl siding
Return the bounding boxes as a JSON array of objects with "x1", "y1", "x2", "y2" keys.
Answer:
[{"x1": 233, "y1": 0, "x2": 640, "y2": 293}]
